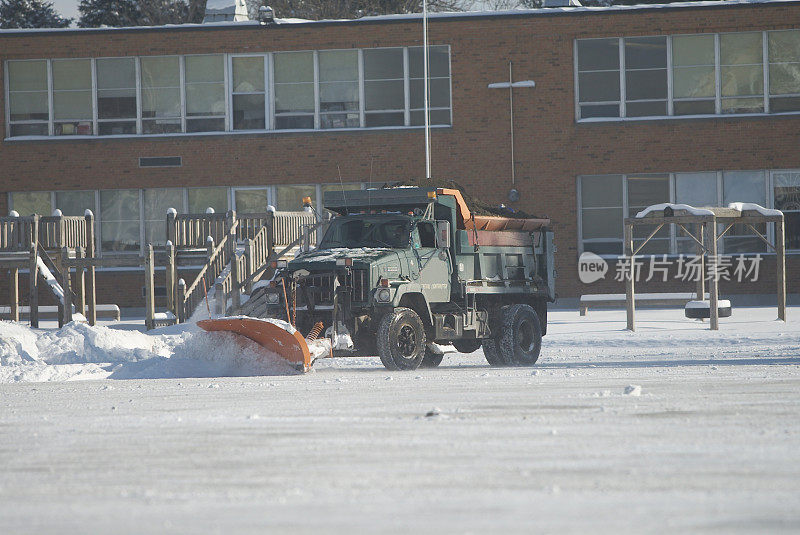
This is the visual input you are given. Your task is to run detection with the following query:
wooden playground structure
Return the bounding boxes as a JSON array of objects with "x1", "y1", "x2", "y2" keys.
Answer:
[
  {"x1": 1, "y1": 208, "x2": 319, "y2": 329},
  {"x1": 624, "y1": 203, "x2": 787, "y2": 331}
]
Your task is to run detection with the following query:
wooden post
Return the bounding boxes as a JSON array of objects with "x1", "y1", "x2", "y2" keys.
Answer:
[
  {"x1": 144, "y1": 244, "x2": 155, "y2": 330},
  {"x1": 776, "y1": 218, "x2": 787, "y2": 322},
  {"x1": 165, "y1": 240, "x2": 176, "y2": 315},
  {"x1": 177, "y1": 278, "x2": 186, "y2": 323},
  {"x1": 29, "y1": 244, "x2": 39, "y2": 328},
  {"x1": 696, "y1": 223, "x2": 705, "y2": 300},
  {"x1": 60, "y1": 246, "x2": 73, "y2": 326},
  {"x1": 167, "y1": 208, "x2": 178, "y2": 249},
  {"x1": 214, "y1": 281, "x2": 225, "y2": 316},
  {"x1": 231, "y1": 253, "x2": 241, "y2": 310},
  {"x1": 245, "y1": 239, "x2": 254, "y2": 294},
  {"x1": 85, "y1": 211, "x2": 97, "y2": 326},
  {"x1": 707, "y1": 220, "x2": 719, "y2": 331},
  {"x1": 76, "y1": 247, "x2": 86, "y2": 319},
  {"x1": 10, "y1": 268, "x2": 19, "y2": 322},
  {"x1": 624, "y1": 222, "x2": 635, "y2": 332}
]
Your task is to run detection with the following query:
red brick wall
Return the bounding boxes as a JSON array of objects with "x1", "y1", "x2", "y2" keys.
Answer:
[{"x1": 2, "y1": 2, "x2": 800, "y2": 306}]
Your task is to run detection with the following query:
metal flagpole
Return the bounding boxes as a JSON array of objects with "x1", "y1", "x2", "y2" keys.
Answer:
[
  {"x1": 508, "y1": 60, "x2": 515, "y2": 186},
  {"x1": 423, "y1": 0, "x2": 431, "y2": 179}
]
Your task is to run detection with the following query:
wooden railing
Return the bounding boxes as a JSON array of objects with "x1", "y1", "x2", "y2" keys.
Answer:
[
  {"x1": 168, "y1": 211, "x2": 229, "y2": 249},
  {"x1": 175, "y1": 219, "x2": 238, "y2": 322},
  {"x1": 212, "y1": 224, "x2": 271, "y2": 314},
  {"x1": 1, "y1": 213, "x2": 93, "y2": 253},
  {"x1": 39, "y1": 215, "x2": 89, "y2": 250},
  {"x1": 0, "y1": 215, "x2": 37, "y2": 252}
]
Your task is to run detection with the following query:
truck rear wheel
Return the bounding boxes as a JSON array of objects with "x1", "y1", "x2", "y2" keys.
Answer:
[
  {"x1": 482, "y1": 339, "x2": 506, "y2": 367},
  {"x1": 377, "y1": 307, "x2": 427, "y2": 370},
  {"x1": 498, "y1": 304, "x2": 542, "y2": 366},
  {"x1": 421, "y1": 348, "x2": 444, "y2": 368}
]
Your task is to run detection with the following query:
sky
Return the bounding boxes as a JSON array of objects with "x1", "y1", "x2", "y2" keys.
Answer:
[{"x1": 51, "y1": 0, "x2": 80, "y2": 22}]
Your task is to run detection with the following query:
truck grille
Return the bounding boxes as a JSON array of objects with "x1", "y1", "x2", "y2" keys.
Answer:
[{"x1": 295, "y1": 269, "x2": 369, "y2": 307}]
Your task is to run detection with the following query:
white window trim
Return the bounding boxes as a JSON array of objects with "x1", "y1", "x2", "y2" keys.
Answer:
[{"x1": 575, "y1": 30, "x2": 800, "y2": 123}]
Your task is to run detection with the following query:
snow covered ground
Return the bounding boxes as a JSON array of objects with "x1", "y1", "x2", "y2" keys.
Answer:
[{"x1": 1, "y1": 307, "x2": 799, "y2": 533}]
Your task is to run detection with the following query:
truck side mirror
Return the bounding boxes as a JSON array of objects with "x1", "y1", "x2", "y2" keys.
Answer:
[{"x1": 435, "y1": 220, "x2": 450, "y2": 249}]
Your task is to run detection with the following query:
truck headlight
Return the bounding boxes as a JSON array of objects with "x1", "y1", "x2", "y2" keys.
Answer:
[
  {"x1": 376, "y1": 288, "x2": 391, "y2": 303},
  {"x1": 266, "y1": 293, "x2": 280, "y2": 304}
]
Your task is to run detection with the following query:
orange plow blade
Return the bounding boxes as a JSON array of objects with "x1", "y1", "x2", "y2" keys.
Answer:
[{"x1": 197, "y1": 317, "x2": 311, "y2": 372}]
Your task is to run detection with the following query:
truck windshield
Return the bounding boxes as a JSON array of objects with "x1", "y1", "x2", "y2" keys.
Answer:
[{"x1": 319, "y1": 216, "x2": 412, "y2": 249}]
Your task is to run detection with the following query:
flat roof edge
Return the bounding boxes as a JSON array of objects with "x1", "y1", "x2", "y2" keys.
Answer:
[{"x1": 0, "y1": 0, "x2": 798, "y2": 36}]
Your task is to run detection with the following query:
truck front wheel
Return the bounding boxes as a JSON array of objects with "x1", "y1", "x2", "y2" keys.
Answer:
[
  {"x1": 498, "y1": 304, "x2": 542, "y2": 366},
  {"x1": 377, "y1": 308, "x2": 427, "y2": 370}
]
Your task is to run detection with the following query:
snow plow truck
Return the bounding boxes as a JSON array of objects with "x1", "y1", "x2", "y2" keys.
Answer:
[{"x1": 200, "y1": 186, "x2": 556, "y2": 371}]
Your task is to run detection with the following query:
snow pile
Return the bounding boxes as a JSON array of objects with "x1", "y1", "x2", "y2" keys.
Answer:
[
  {"x1": 727, "y1": 202, "x2": 784, "y2": 217},
  {"x1": 636, "y1": 203, "x2": 715, "y2": 218},
  {"x1": 0, "y1": 320, "x2": 299, "y2": 383}
]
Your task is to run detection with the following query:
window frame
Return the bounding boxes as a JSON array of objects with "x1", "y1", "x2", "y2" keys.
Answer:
[
  {"x1": 229, "y1": 53, "x2": 269, "y2": 132},
  {"x1": 577, "y1": 170, "x2": 790, "y2": 258},
  {"x1": 575, "y1": 30, "x2": 800, "y2": 122},
  {"x1": 139, "y1": 55, "x2": 183, "y2": 135},
  {"x1": 5, "y1": 59, "x2": 52, "y2": 137},
  {"x1": 94, "y1": 56, "x2": 140, "y2": 136},
  {"x1": 4, "y1": 47, "x2": 453, "y2": 140}
]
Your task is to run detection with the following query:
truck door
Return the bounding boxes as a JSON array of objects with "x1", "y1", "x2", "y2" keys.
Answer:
[{"x1": 412, "y1": 220, "x2": 451, "y2": 303}]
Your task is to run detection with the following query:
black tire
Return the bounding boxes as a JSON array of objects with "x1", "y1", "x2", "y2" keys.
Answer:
[
  {"x1": 498, "y1": 304, "x2": 542, "y2": 366},
  {"x1": 452, "y1": 339, "x2": 482, "y2": 354},
  {"x1": 377, "y1": 307, "x2": 427, "y2": 370},
  {"x1": 420, "y1": 348, "x2": 444, "y2": 368},
  {"x1": 482, "y1": 338, "x2": 506, "y2": 367}
]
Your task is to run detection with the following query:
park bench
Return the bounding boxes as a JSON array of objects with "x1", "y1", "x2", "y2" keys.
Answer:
[{"x1": 579, "y1": 292, "x2": 709, "y2": 316}]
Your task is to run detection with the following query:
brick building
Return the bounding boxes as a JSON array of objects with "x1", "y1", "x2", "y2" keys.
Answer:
[{"x1": 1, "y1": 0, "x2": 799, "y2": 308}]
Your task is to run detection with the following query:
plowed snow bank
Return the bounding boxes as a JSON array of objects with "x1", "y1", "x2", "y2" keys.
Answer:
[{"x1": 0, "y1": 320, "x2": 298, "y2": 383}]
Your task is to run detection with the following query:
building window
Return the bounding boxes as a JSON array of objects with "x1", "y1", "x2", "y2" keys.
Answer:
[
  {"x1": 624, "y1": 37, "x2": 667, "y2": 117},
  {"x1": 275, "y1": 185, "x2": 315, "y2": 211},
  {"x1": 52, "y1": 59, "x2": 93, "y2": 136},
  {"x1": 409, "y1": 45, "x2": 451, "y2": 126},
  {"x1": 184, "y1": 55, "x2": 226, "y2": 133},
  {"x1": 722, "y1": 170, "x2": 767, "y2": 253},
  {"x1": 143, "y1": 188, "x2": 183, "y2": 246},
  {"x1": 318, "y1": 50, "x2": 360, "y2": 129},
  {"x1": 674, "y1": 172, "x2": 717, "y2": 253},
  {"x1": 576, "y1": 30, "x2": 800, "y2": 120},
  {"x1": 10, "y1": 191, "x2": 51, "y2": 216},
  {"x1": 141, "y1": 56, "x2": 182, "y2": 134},
  {"x1": 55, "y1": 191, "x2": 95, "y2": 217},
  {"x1": 231, "y1": 56, "x2": 266, "y2": 131},
  {"x1": 577, "y1": 171, "x2": 798, "y2": 257},
  {"x1": 580, "y1": 175, "x2": 623, "y2": 255},
  {"x1": 188, "y1": 187, "x2": 228, "y2": 214},
  {"x1": 233, "y1": 188, "x2": 269, "y2": 213},
  {"x1": 363, "y1": 48, "x2": 406, "y2": 127},
  {"x1": 100, "y1": 189, "x2": 140, "y2": 253},
  {"x1": 5, "y1": 47, "x2": 452, "y2": 138},
  {"x1": 273, "y1": 51, "x2": 315, "y2": 129},
  {"x1": 576, "y1": 38, "x2": 621, "y2": 119},
  {"x1": 96, "y1": 58, "x2": 137, "y2": 135},
  {"x1": 627, "y1": 174, "x2": 671, "y2": 253},
  {"x1": 7, "y1": 60, "x2": 49, "y2": 136},
  {"x1": 773, "y1": 171, "x2": 800, "y2": 251},
  {"x1": 720, "y1": 32, "x2": 764, "y2": 114},
  {"x1": 768, "y1": 30, "x2": 800, "y2": 113},
  {"x1": 672, "y1": 34, "x2": 716, "y2": 115}
]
